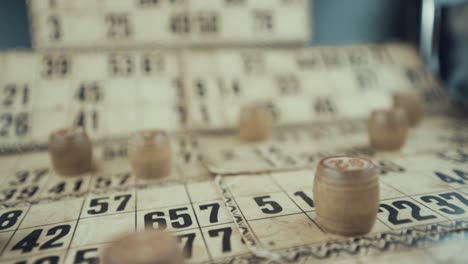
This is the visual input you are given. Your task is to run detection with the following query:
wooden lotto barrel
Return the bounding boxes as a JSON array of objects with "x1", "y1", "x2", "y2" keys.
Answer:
[
  {"x1": 313, "y1": 156, "x2": 379, "y2": 236},
  {"x1": 103, "y1": 230, "x2": 184, "y2": 264},
  {"x1": 368, "y1": 107, "x2": 409, "y2": 151},
  {"x1": 393, "y1": 91, "x2": 424, "y2": 127},
  {"x1": 128, "y1": 130, "x2": 172, "y2": 179},
  {"x1": 48, "y1": 127, "x2": 93, "y2": 176},
  {"x1": 238, "y1": 102, "x2": 274, "y2": 142}
]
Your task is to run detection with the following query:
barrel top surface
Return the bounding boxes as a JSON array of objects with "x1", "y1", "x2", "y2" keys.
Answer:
[{"x1": 321, "y1": 156, "x2": 374, "y2": 172}]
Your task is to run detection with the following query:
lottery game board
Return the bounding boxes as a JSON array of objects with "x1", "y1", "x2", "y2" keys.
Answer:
[
  {"x1": 27, "y1": 0, "x2": 311, "y2": 49},
  {"x1": 0, "y1": 44, "x2": 443, "y2": 149},
  {"x1": 0, "y1": 54, "x2": 466, "y2": 263},
  {"x1": 1, "y1": 0, "x2": 468, "y2": 263},
  {"x1": 0, "y1": 116, "x2": 468, "y2": 264}
]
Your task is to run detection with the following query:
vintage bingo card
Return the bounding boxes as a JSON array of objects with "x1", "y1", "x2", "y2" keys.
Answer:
[
  {"x1": 0, "y1": 49, "x2": 184, "y2": 151},
  {"x1": 0, "y1": 43, "x2": 448, "y2": 151},
  {"x1": 28, "y1": 0, "x2": 311, "y2": 49},
  {"x1": 200, "y1": 115, "x2": 468, "y2": 174},
  {"x1": 183, "y1": 43, "x2": 448, "y2": 130},
  {"x1": 0, "y1": 138, "x2": 468, "y2": 263}
]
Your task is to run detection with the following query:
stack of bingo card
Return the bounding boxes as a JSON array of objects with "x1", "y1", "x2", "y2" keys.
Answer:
[{"x1": 0, "y1": 0, "x2": 312, "y2": 149}]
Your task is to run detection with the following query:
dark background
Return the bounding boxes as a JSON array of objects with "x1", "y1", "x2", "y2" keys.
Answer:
[{"x1": 0, "y1": 0, "x2": 421, "y2": 49}]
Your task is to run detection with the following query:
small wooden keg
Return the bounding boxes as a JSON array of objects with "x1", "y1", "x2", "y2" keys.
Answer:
[
  {"x1": 48, "y1": 127, "x2": 93, "y2": 176},
  {"x1": 238, "y1": 102, "x2": 274, "y2": 142},
  {"x1": 393, "y1": 91, "x2": 424, "y2": 126},
  {"x1": 368, "y1": 108, "x2": 409, "y2": 151},
  {"x1": 103, "y1": 230, "x2": 184, "y2": 264},
  {"x1": 313, "y1": 156, "x2": 379, "y2": 236},
  {"x1": 128, "y1": 129, "x2": 171, "y2": 179}
]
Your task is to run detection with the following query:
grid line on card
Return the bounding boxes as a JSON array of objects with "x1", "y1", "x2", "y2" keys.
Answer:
[
  {"x1": 4, "y1": 219, "x2": 467, "y2": 264},
  {"x1": 381, "y1": 174, "x2": 468, "y2": 231},
  {"x1": 375, "y1": 181, "x2": 410, "y2": 231},
  {"x1": 2, "y1": 167, "x2": 465, "y2": 216},
  {"x1": 11, "y1": 218, "x2": 82, "y2": 232},
  {"x1": 62, "y1": 189, "x2": 90, "y2": 262},
  {"x1": 212, "y1": 175, "x2": 288, "y2": 261},
  {"x1": 0, "y1": 177, "x2": 191, "y2": 209},
  {"x1": 378, "y1": 180, "x2": 461, "y2": 230},
  {"x1": 246, "y1": 212, "x2": 312, "y2": 224},
  {"x1": 183, "y1": 184, "x2": 213, "y2": 261},
  {"x1": 8, "y1": 184, "x2": 468, "y2": 234},
  {"x1": 409, "y1": 192, "x2": 457, "y2": 217},
  {"x1": 267, "y1": 173, "x2": 326, "y2": 233},
  {"x1": 0, "y1": 249, "x2": 69, "y2": 263},
  {"x1": 134, "y1": 186, "x2": 138, "y2": 232},
  {"x1": 215, "y1": 176, "x2": 262, "y2": 242},
  {"x1": 0, "y1": 205, "x2": 31, "y2": 256},
  {"x1": 63, "y1": 219, "x2": 238, "y2": 250},
  {"x1": 407, "y1": 186, "x2": 468, "y2": 221},
  {"x1": 382, "y1": 180, "x2": 440, "y2": 229}
]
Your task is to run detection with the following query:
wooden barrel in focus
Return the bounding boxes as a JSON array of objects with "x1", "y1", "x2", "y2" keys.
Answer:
[{"x1": 313, "y1": 156, "x2": 379, "y2": 236}]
